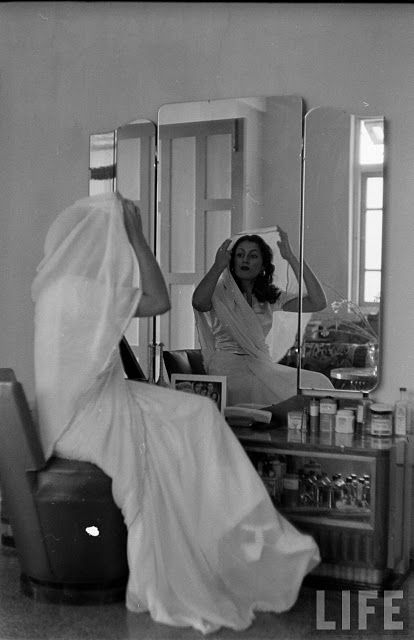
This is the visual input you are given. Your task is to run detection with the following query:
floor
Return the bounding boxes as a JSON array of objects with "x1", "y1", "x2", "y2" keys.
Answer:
[{"x1": 0, "y1": 546, "x2": 412, "y2": 640}]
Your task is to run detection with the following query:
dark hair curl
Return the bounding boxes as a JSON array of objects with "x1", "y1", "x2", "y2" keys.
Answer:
[{"x1": 229, "y1": 234, "x2": 281, "y2": 304}]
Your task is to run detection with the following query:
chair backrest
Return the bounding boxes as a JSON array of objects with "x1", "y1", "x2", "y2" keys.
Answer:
[
  {"x1": 0, "y1": 369, "x2": 52, "y2": 578},
  {"x1": 119, "y1": 336, "x2": 147, "y2": 381},
  {"x1": 163, "y1": 349, "x2": 206, "y2": 379}
]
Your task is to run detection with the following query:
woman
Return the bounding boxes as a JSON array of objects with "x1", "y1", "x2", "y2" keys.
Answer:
[
  {"x1": 192, "y1": 228, "x2": 333, "y2": 406},
  {"x1": 32, "y1": 193, "x2": 319, "y2": 634}
]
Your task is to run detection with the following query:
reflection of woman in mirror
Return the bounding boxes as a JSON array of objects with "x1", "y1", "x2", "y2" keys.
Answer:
[
  {"x1": 207, "y1": 381, "x2": 215, "y2": 396},
  {"x1": 193, "y1": 226, "x2": 333, "y2": 406},
  {"x1": 175, "y1": 381, "x2": 194, "y2": 394},
  {"x1": 32, "y1": 194, "x2": 319, "y2": 634},
  {"x1": 210, "y1": 390, "x2": 220, "y2": 407}
]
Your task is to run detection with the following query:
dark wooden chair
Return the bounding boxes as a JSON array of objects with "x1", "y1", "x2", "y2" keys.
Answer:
[
  {"x1": 119, "y1": 336, "x2": 147, "y2": 381},
  {"x1": 0, "y1": 368, "x2": 129, "y2": 604}
]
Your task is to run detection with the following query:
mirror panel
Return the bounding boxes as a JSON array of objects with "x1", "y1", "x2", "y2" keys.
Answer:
[
  {"x1": 299, "y1": 107, "x2": 384, "y2": 393},
  {"x1": 89, "y1": 120, "x2": 157, "y2": 373},
  {"x1": 156, "y1": 95, "x2": 304, "y2": 351},
  {"x1": 87, "y1": 100, "x2": 385, "y2": 397}
]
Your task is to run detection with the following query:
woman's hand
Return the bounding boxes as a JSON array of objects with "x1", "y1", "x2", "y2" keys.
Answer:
[
  {"x1": 214, "y1": 239, "x2": 232, "y2": 272},
  {"x1": 276, "y1": 226, "x2": 294, "y2": 262}
]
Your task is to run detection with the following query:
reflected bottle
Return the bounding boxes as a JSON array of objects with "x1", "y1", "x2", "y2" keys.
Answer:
[
  {"x1": 147, "y1": 343, "x2": 156, "y2": 384},
  {"x1": 332, "y1": 473, "x2": 345, "y2": 508},
  {"x1": 156, "y1": 342, "x2": 170, "y2": 387},
  {"x1": 319, "y1": 472, "x2": 333, "y2": 509},
  {"x1": 362, "y1": 474, "x2": 371, "y2": 508}
]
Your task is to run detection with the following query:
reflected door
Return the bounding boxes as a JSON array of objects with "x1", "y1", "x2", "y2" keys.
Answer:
[{"x1": 157, "y1": 118, "x2": 244, "y2": 349}]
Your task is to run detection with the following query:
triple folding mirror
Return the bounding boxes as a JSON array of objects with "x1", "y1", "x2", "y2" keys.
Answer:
[{"x1": 89, "y1": 96, "x2": 384, "y2": 396}]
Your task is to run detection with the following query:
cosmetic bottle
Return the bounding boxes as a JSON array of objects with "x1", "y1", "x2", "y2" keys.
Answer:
[
  {"x1": 356, "y1": 392, "x2": 372, "y2": 436},
  {"x1": 319, "y1": 397, "x2": 337, "y2": 433},
  {"x1": 394, "y1": 387, "x2": 409, "y2": 436},
  {"x1": 309, "y1": 398, "x2": 320, "y2": 432}
]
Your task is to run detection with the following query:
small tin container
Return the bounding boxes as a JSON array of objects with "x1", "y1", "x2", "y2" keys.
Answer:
[
  {"x1": 335, "y1": 432, "x2": 354, "y2": 448},
  {"x1": 335, "y1": 409, "x2": 355, "y2": 434},
  {"x1": 288, "y1": 410, "x2": 305, "y2": 430},
  {"x1": 287, "y1": 430, "x2": 307, "y2": 443},
  {"x1": 319, "y1": 397, "x2": 337, "y2": 432},
  {"x1": 369, "y1": 403, "x2": 393, "y2": 437},
  {"x1": 367, "y1": 435, "x2": 393, "y2": 449}
]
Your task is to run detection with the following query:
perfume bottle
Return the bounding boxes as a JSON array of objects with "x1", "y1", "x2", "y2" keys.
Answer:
[
  {"x1": 147, "y1": 343, "x2": 156, "y2": 384},
  {"x1": 309, "y1": 397, "x2": 320, "y2": 432},
  {"x1": 394, "y1": 387, "x2": 409, "y2": 436},
  {"x1": 156, "y1": 342, "x2": 170, "y2": 387},
  {"x1": 356, "y1": 392, "x2": 372, "y2": 436}
]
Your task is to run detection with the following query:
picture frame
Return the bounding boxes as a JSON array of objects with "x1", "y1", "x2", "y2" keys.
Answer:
[{"x1": 170, "y1": 374, "x2": 227, "y2": 414}]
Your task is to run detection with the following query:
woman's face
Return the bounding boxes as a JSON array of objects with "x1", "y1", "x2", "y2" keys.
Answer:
[{"x1": 233, "y1": 240, "x2": 263, "y2": 281}]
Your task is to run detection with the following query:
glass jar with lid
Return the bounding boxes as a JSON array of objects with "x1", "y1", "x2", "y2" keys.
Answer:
[{"x1": 369, "y1": 403, "x2": 393, "y2": 436}]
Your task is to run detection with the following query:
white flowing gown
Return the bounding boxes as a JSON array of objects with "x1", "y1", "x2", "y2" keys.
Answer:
[{"x1": 32, "y1": 193, "x2": 320, "y2": 634}]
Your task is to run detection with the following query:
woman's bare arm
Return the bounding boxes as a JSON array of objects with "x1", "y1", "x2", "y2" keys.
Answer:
[
  {"x1": 192, "y1": 239, "x2": 232, "y2": 311},
  {"x1": 276, "y1": 226, "x2": 327, "y2": 313},
  {"x1": 121, "y1": 196, "x2": 170, "y2": 317}
]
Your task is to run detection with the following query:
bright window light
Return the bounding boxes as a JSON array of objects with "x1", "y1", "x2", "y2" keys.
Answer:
[{"x1": 359, "y1": 120, "x2": 384, "y2": 165}]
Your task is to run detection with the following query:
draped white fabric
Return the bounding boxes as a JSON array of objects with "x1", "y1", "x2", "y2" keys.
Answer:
[
  {"x1": 31, "y1": 192, "x2": 142, "y2": 459},
  {"x1": 32, "y1": 194, "x2": 320, "y2": 633},
  {"x1": 32, "y1": 192, "x2": 144, "y2": 523}
]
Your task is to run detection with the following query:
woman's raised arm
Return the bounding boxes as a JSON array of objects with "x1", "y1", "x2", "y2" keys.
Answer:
[
  {"x1": 192, "y1": 239, "x2": 232, "y2": 312},
  {"x1": 121, "y1": 196, "x2": 171, "y2": 318},
  {"x1": 276, "y1": 226, "x2": 327, "y2": 313}
]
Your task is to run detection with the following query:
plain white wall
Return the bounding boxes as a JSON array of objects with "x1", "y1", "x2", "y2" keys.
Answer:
[{"x1": 1, "y1": 2, "x2": 414, "y2": 408}]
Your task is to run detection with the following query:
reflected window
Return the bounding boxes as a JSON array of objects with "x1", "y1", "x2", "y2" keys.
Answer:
[
  {"x1": 89, "y1": 131, "x2": 116, "y2": 195},
  {"x1": 353, "y1": 117, "x2": 384, "y2": 307}
]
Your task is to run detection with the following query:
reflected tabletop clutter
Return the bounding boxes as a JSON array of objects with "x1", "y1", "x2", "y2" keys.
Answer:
[{"x1": 330, "y1": 367, "x2": 378, "y2": 391}]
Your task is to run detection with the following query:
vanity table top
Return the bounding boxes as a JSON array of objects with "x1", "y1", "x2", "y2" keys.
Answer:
[{"x1": 231, "y1": 424, "x2": 406, "y2": 457}]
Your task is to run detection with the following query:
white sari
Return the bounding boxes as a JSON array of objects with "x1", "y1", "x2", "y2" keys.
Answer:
[
  {"x1": 195, "y1": 268, "x2": 332, "y2": 406},
  {"x1": 32, "y1": 193, "x2": 320, "y2": 634}
]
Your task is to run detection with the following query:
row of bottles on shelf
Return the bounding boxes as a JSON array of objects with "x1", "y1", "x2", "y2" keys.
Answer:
[
  {"x1": 251, "y1": 455, "x2": 371, "y2": 512},
  {"x1": 288, "y1": 387, "x2": 413, "y2": 438}
]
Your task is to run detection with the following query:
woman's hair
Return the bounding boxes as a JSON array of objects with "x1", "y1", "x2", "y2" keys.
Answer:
[{"x1": 229, "y1": 234, "x2": 281, "y2": 304}]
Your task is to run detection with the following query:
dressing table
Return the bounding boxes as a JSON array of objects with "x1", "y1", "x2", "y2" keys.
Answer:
[{"x1": 230, "y1": 408, "x2": 412, "y2": 591}]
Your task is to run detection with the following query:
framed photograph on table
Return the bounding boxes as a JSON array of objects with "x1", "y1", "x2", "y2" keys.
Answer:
[{"x1": 170, "y1": 374, "x2": 227, "y2": 414}]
